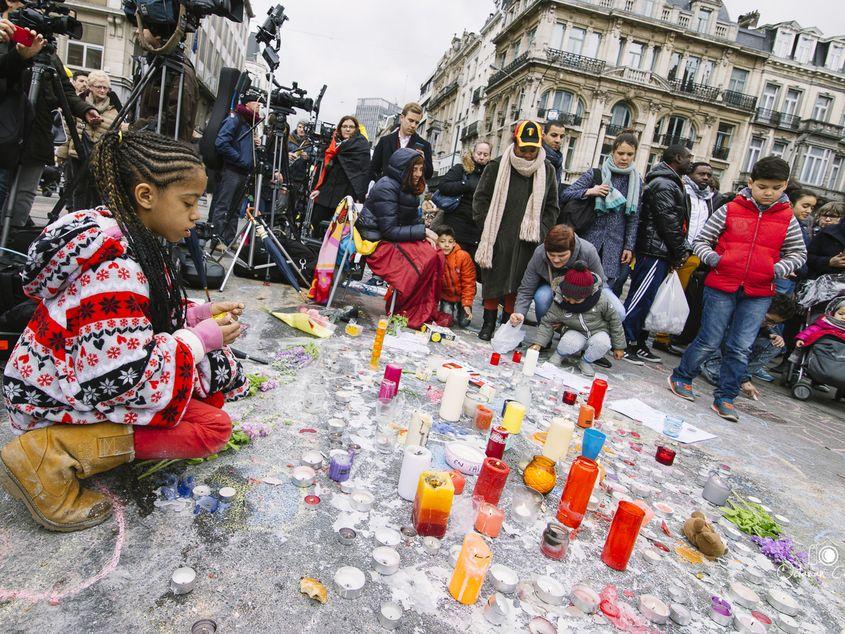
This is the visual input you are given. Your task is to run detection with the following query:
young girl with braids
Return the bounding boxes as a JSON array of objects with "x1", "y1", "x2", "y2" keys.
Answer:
[{"x1": 1, "y1": 130, "x2": 249, "y2": 532}]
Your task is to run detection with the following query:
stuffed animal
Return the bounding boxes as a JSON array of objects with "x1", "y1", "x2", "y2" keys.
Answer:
[{"x1": 683, "y1": 511, "x2": 726, "y2": 559}]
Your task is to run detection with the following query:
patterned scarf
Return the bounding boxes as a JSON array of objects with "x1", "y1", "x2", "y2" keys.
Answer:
[{"x1": 595, "y1": 156, "x2": 640, "y2": 216}]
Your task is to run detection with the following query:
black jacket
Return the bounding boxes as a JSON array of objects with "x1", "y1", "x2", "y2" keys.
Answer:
[
  {"x1": 358, "y1": 148, "x2": 426, "y2": 243},
  {"x1": 316, "y1": 133, "x2": 371, "y2": 208},
  {"x1": 0, "y1": 44, "x2": 92, "y2": 165},
  {"x1": 807, "y1": 219, "x2": 845, "y2": 278},
  {"x1": 436, "y1": 161, "x2": 484, "y2": 247},
  {"x1": 636, "y1": 162, "x2": 691, "y2": 264},
  {"x1": 543, "y1": 143, "x2": 564, "y2": 207},
  {"x1": 369, "y1": 130, "x2": 433, "y2": 183}
]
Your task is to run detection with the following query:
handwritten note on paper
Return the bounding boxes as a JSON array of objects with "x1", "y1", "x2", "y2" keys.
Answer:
[
  {"x1": 607, "y1": 398, "x2": 717, "y2": 444},
  {"x1": 534, "y1": 362, "x2": 595, "y2": 394}
]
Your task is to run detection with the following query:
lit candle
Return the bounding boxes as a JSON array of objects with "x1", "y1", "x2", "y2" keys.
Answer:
[
  {"x1": 512, "y1": 350, "x2": 522, "y2": 363},
  {"x1": 502, "y1": 401, "x2": 525, "y2": 435},
  {"x1": 577, "y1": 404, "x2": 595, "y2": 428},
  {"x1": 448, "y1": 470, "x2": 466, "y2": 495},
  {"x1": 522, "y1": 347, "x2": 539, "y2": 376},
  {"x1": 412, "y1": 471, "x2": 455, "y2": 539},
  {"x1": 542, "y1": 417, "x2": 574, "y2": 462},
  {"x1": 511, "y1": 486, "x2": 543, "y2": 524},
  {"x1": 369, "y1": 318, "x2": 388, "y2": 370},
  {"x1": 474, "y1": 502, "x2": 504, "y2": 538},
  {"x1": 448, "y1": 532, "x2": 493, "y2": 605},
  {"x1": 440, "y1": 370, "x2": 470, "y2": 422},
  {"x1": 405, "y1": 410, "x2": 432, "y2": 447},
  {"x1": 474, "y1": 405, "x2": 494, "y2": 431},
  {"x1": 472, "y1": 457, "x2": 510, "y2": 506},
  {"x1": 397, "y1": 445, "x2": 432, "y2": 501}
]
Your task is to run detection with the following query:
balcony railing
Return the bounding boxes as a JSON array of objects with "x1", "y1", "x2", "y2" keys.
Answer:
[
  {"x1": 546, "y1": 48, "x2": 606, "y2": 75},
  {"x1": 754, "y1": 108, "x2": 800, "y2": 130},
  {"x1": 654, "y1": 134, "x2": 695, "y2": 149},
  {"x1": 605, "y1": 123, "x2": 628, "y2": 137},
  {"x1": 722, "y1": 90, "x2": 757, "y2": 112},
  {"x1": 427, "y1": 81, "x2": 459, "y2": 110},
  {"x1": 461, "y1": 121, "x2": 479, "y2": 141},
  {"x1": 799, "y1": 118, "x2": 845, "y2": 139},
  {"x1": 487, "y1": 52, "x2": 530, "y2": 89},
  {"x1": 712, "y1": 146, "x2": 730, "y2": 160},
  {"x1": 536, "y1": 110, "x2": 583, "y2": 127},
  {"x1": 471, "y1": 87, "x2": 483, "y2": 105},
  {"x1": 669, "y1": 79, "x2": 720, "y2": 102}
]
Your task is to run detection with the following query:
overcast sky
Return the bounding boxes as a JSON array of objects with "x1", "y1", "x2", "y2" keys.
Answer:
[{"x1": 248, "y1": 0, "x2": 845, "y2": 126}]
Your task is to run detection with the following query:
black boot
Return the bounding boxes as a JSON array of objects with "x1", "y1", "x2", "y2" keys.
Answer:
[{"x1": 478, "y1": 309, "x2": 497, "y2": 341}]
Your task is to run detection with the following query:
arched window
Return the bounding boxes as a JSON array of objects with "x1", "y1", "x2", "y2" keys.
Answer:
[
  {"x1": 608, "y1": 102, "x2": 633, "y2": 136},
  {"x1": 653, "y1": 115, "x2": 696, "y2": 147},
  {"x1": 540, "y1": 89, "x2": 586, "y2": 126}
]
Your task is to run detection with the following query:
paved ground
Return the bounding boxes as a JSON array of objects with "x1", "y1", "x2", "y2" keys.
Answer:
[{"x1": 1, "y1": 198, "x2": 843, "y2": 633}]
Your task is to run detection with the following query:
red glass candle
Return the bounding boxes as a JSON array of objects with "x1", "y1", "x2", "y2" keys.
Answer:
[
  {"x1": 562, "y1": 391, "x2": 578, "y2": 406},
  {"x1": 485, "y1": 425, "x2": 509, "y2": 459},
  {"x1": 556, "y1": 456, "x2": 599, "y2": 529},
  {"x1": 586, "y1": 378, "x2": 608, "y2": 420},
  {"x1": 601, "y1": 500, "x2": 646, "y2": 571},
  {"x1": 449, "y1": 469, "x2": 466, "y2": 495},
  {"x1": 474, "y1": 405, "x2": 494, "y2": 431},
  {"x1": 489, "y1": 352, "x2": 500, "y2": 366},
  {"x1": 512, "y1": 350, "x2": 522, "y2": 363},
  {"x1": 472, "y1": 457, "x2": 510, "y2": 506},
  {"x1": 655, "y1": 446, "x2": 676, "y2": 466}
]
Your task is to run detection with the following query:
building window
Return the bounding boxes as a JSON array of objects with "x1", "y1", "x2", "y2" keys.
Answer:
[
  {"x1": 828, "y1": 45, "x2": 844, "y2": 72},
  {"x1": 67, "y1": 22, "x2": 105, "y2": 70},
  {"x1": 771, "y1": 141, "x2": 788, "y2": 158},
  {"x1": 783, "y1": 89, "x2": 802, "y2": 116},
  {"x1": 655, "y1": 115, "x2": 694, "y2": 145},
  {"x1": 830, "y1": 156, "x2": 843, "y2": 189},
  {"x1": 728, "y1": 68, "x2": 749, "y2": 94},
  {"x1": 812, "y1": 95, "x2": 833, "y2": 121},
  {"x1": 642, "y1": 0, "x2": 655, "y2": 17},
  {"x1": 800, "y1": 146, "x2": 831, "y2": 186},
  {"x1": 627, "y1": 42, "x2": 644, "y2": 68},
  {"x1": 760, "y1": 83, "x2": 780, "y2": 111},
  {"x1": 584, "y1": 32, "x2": 601, "y2": 58},
  {"x1": 511, "y1": 40, "x2": 520, "y2": 61},
  {"x1": 667, "y1": 52, "x2": 681, "y2": 81},
  {"x1": 610, "y1": 102, "x2": 633, "y2": 128},
  {"x1": 651, "y1": 46, "x2": 662, "y2": 71},
  {"x1": 697, "y1": 8, "x2": 712, "y2": 33},
  {"x1": 526, "y1": 27, "x2": 537, "y2": 49},
  {"x1": 744, "y1": 137, "x2": 765, "y2": 172},
  {"x1": 699, "y1": 60, "x2": 715, "y2": 85},
  {"x1": 682, "y1": 56, "x2": 700, "y2": 85},
  {"x1": 563, "y1": 136, "x2": 577, "y2": 171},
  {"x1": 551, "y1": 22, "x2": 566, "y2": 50},
  {"x1": 773, "y1": 30, "x2": 794, "y2": 58},
  {"x1": 794, "y1": 35, "x2": 815, "y2": 63},
  {"x1": 566, "y1": 27, "x2": 586, "y2": 54},
  {"x1": 714, "y1": 122, "x2": 734, "y2": 158},
  {"x1": 646, "y1": 152, "x2": 661, "y2": 173},
  {"x1": 541, "y1": 90, "x2": 585, "y2": 120}
]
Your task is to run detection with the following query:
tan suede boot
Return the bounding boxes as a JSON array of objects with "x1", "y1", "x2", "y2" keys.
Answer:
[{"x1": 0, "y1": 423, "x2": 134, "y2": 532}]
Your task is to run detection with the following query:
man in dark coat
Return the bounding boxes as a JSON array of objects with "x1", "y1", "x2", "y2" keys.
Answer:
[
  {"x1": 622, "y1": 144, "x2": 692, "y2": 364},
  {"x1": 807, "y1": 216, "x2": 845, "y2": 278},
  {"x1": 542, "y1": 119, "x2": 566, "y2": 212},
  {"x1": 369, "y1": 102, "x2": 433, "y2": 183},
  {"x1": 473, "y1": 120, "x2": 560, "y2": 340}
]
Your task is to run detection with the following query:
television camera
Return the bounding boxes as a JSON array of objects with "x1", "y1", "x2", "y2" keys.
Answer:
[{"x1": 8, "y1": 0, "x2": 82, "y2": 44}]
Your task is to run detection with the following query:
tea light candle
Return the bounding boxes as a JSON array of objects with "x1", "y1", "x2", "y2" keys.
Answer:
[
  {"x1": 668, "y1": 585, "x2": 686, "y2": 604},
  {"x1": 378, "y1": 601, "x2": 403, "y2": 630},
  {"x1": 192, "y1": 485, "x2": 211, "y2": 499},
  {"x1": 653, "y1": 501, "x2": 674, "y2": 516},
  {"x1": 670, "y1": 603, "x2": 692, "y2": 626},
  {"x1": 336, "y1": 527, "x2": 357, "y2": 545},
  {"x1": 711, "y1": 596, "x2": 733, "y2": 626},
  {"x1": 422, "y1": 536, "x2": 441, "y2": 554},
  {"x1": 328, "y1": 418, "x2": 346, "y2": 433},
  {"x1": 339, "y1": 480, "x2": 355, "y2": 494},
  {"x1": 577, "y1": 404, "x2": 595, "y2": 429},
  {"x1": 334, "y1": 566, "x2": 365, "y2": 599},
  {"x1": 374, "y1": 527, "x2": 401, "y2": 548},
  {"x1": 490, "y1": 564, "x2": 518, "y2": 594},
  {"x1": 731, "y1": 581, "x2": 761, "y2": 609},
  {"x1": 301, "y1": 450, "x2": 324, "y2": 470},
  {"x1": 170, "y1": 566, "x2": 196, "y2": 595},
  {"x1": 474, "y1": 502, "x2": 505, "y2": 538},
  {"x1": 734, "y1": 613, "x2": 767, "y2": 634},
  {"x1": 744, "y1": 567, "x2": 765, "y2": 585},
  {"x1": 218, "y1": 487, "x2": 236, "y2": 503},
  {"x1": 630, "y1": 481, "x2": 651, "y2": 498},
  {"x1": 483, "y1": 592, "x2": 512, "y2": 626},
  {"x1": 776, "y1": 614, "x2": 800, "y2": 634},
  {"x1": 766, "y1": 588, "x2": 799, "y2": 616},
  {"x1": 562, "y1": 390, "x2": 578, "y2": 406},
  {"x1": 291, "y1": 466, "x2": 316, "y2": 488},
  {"x1": 372, "y1": 546, "x2": 400, "y2": 576},
  {"x1": 639, "y1": 594, "x2": 669, "y2": 624},
  {"x1": 642, "y1": 549, "x2": 662, "y2": 565},
  {"x1": 570, "y1": 583, "x2": 600, "y2": 613},
  {"x1": 534, "y1": 575, "x2": 565, "y2": 605},
  {"x1": 350, "y1": 489, "x2": 375, "y2": 512}
]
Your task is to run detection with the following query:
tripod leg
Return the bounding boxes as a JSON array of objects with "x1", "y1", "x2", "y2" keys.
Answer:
[
  {"x1": 219, "y1": 222, "x2": 252, "y2": 292},
  {"x1": 156, "y1": 64, "x2": 167, "y2": 135},
  {"x1": 257, "y1": 216, "x2": 310, "y2": 286},
  {"x1": 326, "y1": 248, "x2": 349, "y2": 310}
]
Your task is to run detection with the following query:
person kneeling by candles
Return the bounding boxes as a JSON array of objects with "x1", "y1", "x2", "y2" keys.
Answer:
[
  {"x1": 527, "y1": 262, "x2": 625, "y2": 377},
  {"x1": 1, "y1": 130, "x2": 249, "y2": 533}
]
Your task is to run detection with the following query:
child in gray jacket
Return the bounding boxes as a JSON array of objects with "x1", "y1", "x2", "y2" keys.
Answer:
[{"x1": 528, "y1": 261, "x2": 626, "y2": 376}]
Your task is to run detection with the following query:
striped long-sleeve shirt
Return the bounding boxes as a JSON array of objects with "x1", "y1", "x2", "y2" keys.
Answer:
[{"x1": 692, "y1": 190, "x2": 807, "y2": 280}]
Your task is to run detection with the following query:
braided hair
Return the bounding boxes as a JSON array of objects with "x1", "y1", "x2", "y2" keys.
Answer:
[{"x1": 90, "y1": 129, "x2": 204, "y2": 334}]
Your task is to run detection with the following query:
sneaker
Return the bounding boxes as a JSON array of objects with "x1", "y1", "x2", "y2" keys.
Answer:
[
  {"x1": 578, "y1": 358, "x2": 595, "y2": 377},
  {"x1": 712, "y1": 400, "x2": 739, "y2": 422},
  {"x1": 622, "y1": 346, "x2": 645, "y2": 365},
  {"x1": 754, "y1": 369, "x2": 775, "y2": 382},
  {"x1": 594, "y1": 357, "x2": 612, "y2": 369},
  {"x1": 667, "y1": 376, "x2": 695, "y2": 402},
  {"x1": 636, "y1": 346, "x2": 662, "y2": 363},
  {"x1": 549, "y1": 353, "x2": 564, "y2": 367}
]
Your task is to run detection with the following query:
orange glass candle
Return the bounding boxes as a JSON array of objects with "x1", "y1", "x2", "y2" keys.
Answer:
[
  {"x1": 601, "y1": 500, "x2": 646, "y2": 571},
  {"x1": 412, "y1": 471, "x2": 455, "y2": 539},
  {"x1": 474, "y1": 405, "x2": 494, "y2": 431},
  {"x1": 448, "y1": 532, "x2": 493, "y2": 605},
  {"x1": 448, "y1": 469, "x2": 465, "y2": 495},
  {"x1": 577, "y1": 404, "x2": 595, "y2": 429},
  {"x1": 523, "y1": 455, "x2": 556, "y2": 495},
  {"x1": 556, "y1": 456, "x2": 599, "y2": 529},
  {"x1": 369, "y1": 318, "x2": 388, "y2": 370},
  {"x1": 474, "y1": 502, "x2": 504, "y2": 538}
]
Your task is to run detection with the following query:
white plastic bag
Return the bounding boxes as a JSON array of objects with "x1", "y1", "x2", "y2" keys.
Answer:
[
  {"x1": 644, "y1": 271, "x2": 689, "y2": 335},
  {"x1": 490, "y1": 323, "x2": 525, "y2": 354}
]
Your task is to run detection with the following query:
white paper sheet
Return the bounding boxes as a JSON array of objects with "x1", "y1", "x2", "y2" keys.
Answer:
[
  {"x1": 606, "y1": 397, "x2": 717, "y2": 444},
  {"x1": 534, "y1": 362, "x2": 595, "y2": 393},
  {"x1": 382, "y1": 332, "x2": 430, "y2": 355}
]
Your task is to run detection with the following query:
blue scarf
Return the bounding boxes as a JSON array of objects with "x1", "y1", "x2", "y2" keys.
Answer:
[{"x1": 594, "y1": 156, "x2": 640, "y2": 216}]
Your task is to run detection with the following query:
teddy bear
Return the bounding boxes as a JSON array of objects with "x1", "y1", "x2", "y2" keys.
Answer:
[{"x1": 683, "y1": 510, "x2": 727, "y2": 559}]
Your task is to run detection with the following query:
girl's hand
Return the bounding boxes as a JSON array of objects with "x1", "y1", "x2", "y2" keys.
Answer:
[
  {"x1": 612, "y1": 349, "x2": 625, "y2": 360},
  {"x1": 769, "y1": 334, "x2": 785, "y2": 348},
  {"x1": 587, "y1": 184, "x2": 610, "y2": 197},
  {"x1": 309, "y1": 190, "x2": 320, "y2": 201},
  {"x1": 620, "y1": 249, "x2": 633, "y2": 265},
  {"x1": 509, "y1": 313, "x2": 524, "y2": 326},
  {"x1": 219, "y1": 320, "x2": 242, "y2": 345},
  {"x1": 211, "y1": 301, "x2": 244, "y2": 319},
  {"x1": 463, "y1": 306, "x2": 472, "y2": 320}
]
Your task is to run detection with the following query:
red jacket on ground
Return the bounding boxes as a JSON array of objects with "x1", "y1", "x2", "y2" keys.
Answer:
[
  {"x1": 441, "y1": 245, "x2": 477, "y2": 307},
  {"x1": 795, "y1": 316, "x2": 845, "y2": 348}
]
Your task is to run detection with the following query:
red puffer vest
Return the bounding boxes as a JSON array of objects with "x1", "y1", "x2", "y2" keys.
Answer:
[{"x1": 705, "y1": 195, "x2": 792, "y2": 297}]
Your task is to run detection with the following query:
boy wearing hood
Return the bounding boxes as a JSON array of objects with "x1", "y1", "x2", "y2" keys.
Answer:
[
  {"x1": 669, "y1": 157, "x2": 807, "y2": 422},
  {"x1": 528, "y1": 261, "x2": 626, "y2": 377},
  {"x1": 437, "y1": 227, "x2": 477, "y2": 327}
]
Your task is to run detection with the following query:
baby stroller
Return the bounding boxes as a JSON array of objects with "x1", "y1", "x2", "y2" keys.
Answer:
[{"x1": 783, "y1": 276, "x2": 845, "y2": 401}]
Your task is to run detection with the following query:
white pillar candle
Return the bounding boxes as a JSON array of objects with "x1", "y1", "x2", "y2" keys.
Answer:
[
  {"x1": 522, "y1": 347, "x2": 539, "y2": 376},
  {"x1": 405, "y1": 410, "x2": 432, "y2": 447},
  {"x1": 541, "y1": 417, "x2": 574, "y2": 462},
  {"x1": 439, "y1": 370, "x2": 470, "y2": 422},
  {"x1": 397, "y1": 445, "x2": 432, "y2": 500}
]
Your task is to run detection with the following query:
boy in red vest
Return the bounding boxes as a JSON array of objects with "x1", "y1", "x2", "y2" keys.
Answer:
[{"x1": 668, "y1": 157, "x2": 806, "y2": 422}]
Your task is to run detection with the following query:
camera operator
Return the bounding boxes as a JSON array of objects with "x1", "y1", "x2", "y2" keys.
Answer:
[
  {"x1": 0, "y1": 0, "x2": 101, "y2": 228},
  {"x1": 208, "y1": 93, "x2": 260, "y2": 251}
]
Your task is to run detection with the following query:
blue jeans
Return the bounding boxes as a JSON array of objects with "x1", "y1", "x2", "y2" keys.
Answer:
[
  {"x1": 534, "y1": 284, "x2": 626, "y2": 323},
  {"x1": 702, "y1": 334, "x2": 783, "y2": 385},
  {"x1": 673, "y1": 287, "x2": 773, "y2": 402}
]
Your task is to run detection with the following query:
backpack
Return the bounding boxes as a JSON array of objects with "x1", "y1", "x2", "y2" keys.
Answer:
[{"x1": 560, "y1": 168, "x2": 602, "y2": 234}]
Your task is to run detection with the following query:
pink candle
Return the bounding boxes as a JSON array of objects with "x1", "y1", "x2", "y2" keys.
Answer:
[
  {"x1": 474, "y1": 502, "x2": 504, "y2": 538},
  {"x1": 384, "y1": 364, "x2": 402, "y2": 389}
]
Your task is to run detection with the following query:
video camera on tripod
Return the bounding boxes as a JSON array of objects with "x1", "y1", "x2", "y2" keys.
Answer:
[
  {"x1": 8, "y1": 0, "x2": 82, "y2": 42},
  {"x1": 270, "y1": 83, "x2": 313, "y2": 115}
]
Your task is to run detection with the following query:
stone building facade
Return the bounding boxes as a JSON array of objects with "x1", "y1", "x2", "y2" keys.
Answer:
[{"x1": 420, "y1": 0, "x2": 845, "y2": 200}]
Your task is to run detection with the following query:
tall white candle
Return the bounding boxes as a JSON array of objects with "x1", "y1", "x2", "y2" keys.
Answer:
[
  {"x1": 405, "y1": 411, "x2": 432, "y2": 447},
  {"x1": 522, "y1": 347, "x2": 539, "y2": 376},
  {"x1": 542, "y1": 417, "x2": 575, "y2": 462},
  {"x1": 439, "y1": 370, "x2": 469, "y2": 421},
  {"x1": 398, "y1": 445, "x2": 432, "y2": 500}
]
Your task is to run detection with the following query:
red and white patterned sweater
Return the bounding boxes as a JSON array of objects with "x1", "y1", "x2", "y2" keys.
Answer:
[{"x1": 3, "y1": 208, "x2": 248, "y2": 433}]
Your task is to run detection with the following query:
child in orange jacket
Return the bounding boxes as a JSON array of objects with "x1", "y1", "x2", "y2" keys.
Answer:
[{"x1": 438, "y1": 227, "x2": 477, "y2": 328}]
